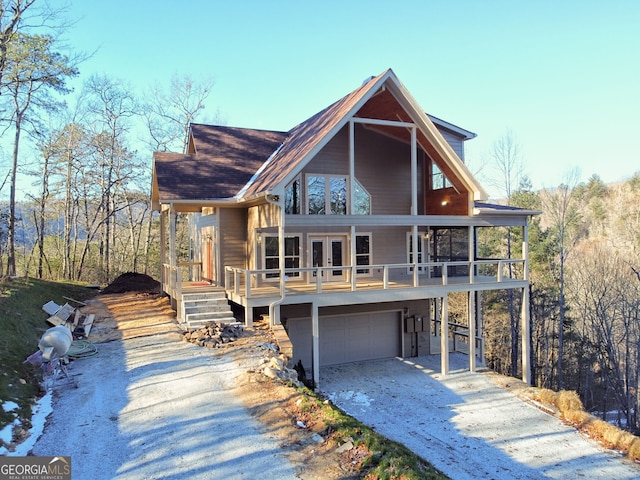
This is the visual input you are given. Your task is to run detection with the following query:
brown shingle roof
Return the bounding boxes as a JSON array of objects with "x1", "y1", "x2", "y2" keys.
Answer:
[
  {"x1": 153, "y1": 126, "x2": 287, "y2": 201},
  {"x1": 242, "y1": 72, "x2": 386, "y2": 198},
  {"x1": 154, "y1": 69, "x2": 486, "y2": 205}
]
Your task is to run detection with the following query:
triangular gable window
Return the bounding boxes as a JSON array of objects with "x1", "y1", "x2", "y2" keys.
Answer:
[
  {"x1": 432, "y1": 162, "x2": 453, "y2": 190},
  {"x1": 285, "y1": 175, "x2": 371, "y2": 215}
]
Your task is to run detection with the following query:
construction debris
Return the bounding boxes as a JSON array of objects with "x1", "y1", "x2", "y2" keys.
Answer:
[
  {"x1": 182, "y1": 322, "x2": 243, "y2": 348},
  {"x1": 42, "y1": 301, "x2": 95, "y2": 338},
  {"x1": 183, "y1": 320, "x2": 304, "y2": 387}
]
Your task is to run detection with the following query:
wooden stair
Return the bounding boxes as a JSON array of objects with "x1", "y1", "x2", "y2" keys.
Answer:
[{"x1": 181, "y1": 289, "x2": 236, "y2": 329}]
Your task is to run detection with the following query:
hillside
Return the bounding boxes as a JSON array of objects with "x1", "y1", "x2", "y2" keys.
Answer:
[{"x1": 0, "y1": 277, "x2": 99, "y2": 442}]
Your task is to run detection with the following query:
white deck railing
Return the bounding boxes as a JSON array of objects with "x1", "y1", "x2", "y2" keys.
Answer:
[{"x1": 224, "y1": 259, "x2": 526, "y2": 300}]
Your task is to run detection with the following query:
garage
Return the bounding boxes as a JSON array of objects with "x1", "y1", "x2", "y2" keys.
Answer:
[{"x1": 286, "y1": 310, "x2": 402, "y2": 369}]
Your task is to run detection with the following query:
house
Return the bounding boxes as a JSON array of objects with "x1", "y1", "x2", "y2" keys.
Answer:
[{"x1": 151, "y1": 69, "x2": 540, "y2": 386}]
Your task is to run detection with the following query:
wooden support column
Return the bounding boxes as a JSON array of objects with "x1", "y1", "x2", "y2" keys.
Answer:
[
  {"x1": 522, "y1": 222, "x2": 531, "y2": 384},
  {"x1": 441, "y1": 295, "x2": 449, "y2": 375},
  {"x1": 169, "y1": 206, "x2": 177, "y2": 271},
  {"x1": 468, "y1": 291, "x2": 476, "y2": 372},
  {"x1": 312, "y1": 303, "x2": 320, "y2": 388},
  {"x1": 411, "y1": 126, "x2": 417, "y2": 216},
  {"x1": 348, "y1": 122, "x2": 358, "y2": 291},
  {"x1": 159, "y1": 209, "x2": 166, "y2": 293},
  {"x1": 169, "y1": 206, "x2": 178, "y2": 312},
  {"x1": 412, "y1": 225, "x2": 419, "y2": 287},
  {"x1": 476, "y1": 292, "x2": 485, "y2": 364},
  {"x1": 349, "y1": 120, "x2": 355, "y2": 214},
  {"x1": 245, "y1": 305, "x2": 252, "y2": 328},
  {"x1": 350, "y1": 225, "x2": 357, "y2": 291},
  {"x1": 522, "y1": 286, "x2": 531, "y2": 385}
]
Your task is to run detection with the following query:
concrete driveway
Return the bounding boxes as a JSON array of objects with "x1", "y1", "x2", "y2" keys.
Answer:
[
  {"x1": 319, "y1": 353, "x2": 640, "y2": 480},
  {"x1": 32, "y1": 332, "x2": 299, "y2": 480}
]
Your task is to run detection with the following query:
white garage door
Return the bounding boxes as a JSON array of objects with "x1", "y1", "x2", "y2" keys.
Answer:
[{"x1": 287, "y1": 311, "x2": 401, "y2": 369}]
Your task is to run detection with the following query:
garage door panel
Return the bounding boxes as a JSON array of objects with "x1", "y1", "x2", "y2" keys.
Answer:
[{"x1": 288, "y1": 311, "x2": 401, "y2": 368}]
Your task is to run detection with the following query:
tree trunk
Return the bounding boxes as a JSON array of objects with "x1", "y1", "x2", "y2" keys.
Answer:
[{"x1": 6, "y1": 109, "x2": 23, "y2": 277}]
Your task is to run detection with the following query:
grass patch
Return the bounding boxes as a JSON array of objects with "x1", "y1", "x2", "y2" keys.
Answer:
[
  {"x1": 294, "y1": 387, "x2": 449, "y2": 479},
  {"x1": 0, "y1": 277, "x2": 98, "y2": 438},
  {"x1": 532, "y1": 386, "x2": 640, "y2": 462}
]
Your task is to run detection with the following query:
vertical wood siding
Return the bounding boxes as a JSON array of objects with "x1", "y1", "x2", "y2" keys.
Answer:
[{"x1": 219, "y1": 208, "x2": 248, "y2": 269}]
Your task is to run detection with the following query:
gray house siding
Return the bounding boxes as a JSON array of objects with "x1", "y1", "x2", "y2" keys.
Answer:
[
  {"x1": 301, "y1": 125, "x2": 428, "y2": 216},
  {"x1": 438, "y1": 130, "x2": 465, "y2": 160}
]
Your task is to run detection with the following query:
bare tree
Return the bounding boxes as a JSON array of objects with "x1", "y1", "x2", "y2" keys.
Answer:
[
  {"x1": 143, "y1": 73, "x2": 217, "y2": 153},
  {"x1": 542, "y1": 168, "x2": 583, "y2": 389},
  {"x1": 488, "y1": 130, "x2": 526, "y2": 377},
  {"x1": 570, "y1": 241, "x2": 640, "y2": 429},
  {"x1": 83, "y1": 75, "x2": 137, "y2": 283}
]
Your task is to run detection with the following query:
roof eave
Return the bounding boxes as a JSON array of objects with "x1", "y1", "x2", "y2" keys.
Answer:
[
  {"x1": 274, "y1": 70, "x2": 394, "y2": 192},
  {"x1": 384, "y1": 74, "x2": 488, "y2": 201},
  {"x1": 473, "y1": 206, "x2": 543, "y2": 217},
  {"x1": 427, "y1": 114, "x2": 477, "y2": 141}
]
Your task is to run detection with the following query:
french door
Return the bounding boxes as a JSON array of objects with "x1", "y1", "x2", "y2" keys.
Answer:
[{"x1": 310, "y1": 236, "x2": 345, "y2": 282}]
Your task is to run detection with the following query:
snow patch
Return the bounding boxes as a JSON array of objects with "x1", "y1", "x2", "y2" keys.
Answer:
[
  {"x1": 1, "y1": 392, "x2": 53, "y2": 456},
  {"x1": 328, "y1": 390, "x2": 373, "y2": 408}
]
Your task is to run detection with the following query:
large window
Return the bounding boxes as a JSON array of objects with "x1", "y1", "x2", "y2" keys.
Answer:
[
  {"x1": 308, "y1": 175, "x2": 346, "y2": 214},
  {"x1": 432, "y1": 227, "x2": 469, "y2": 277},
  {"x1": 285, "y1": 177, "x2": 301, "y2": 214},
  {"x1": 353, "y1": 180, "x2": 371, "y2": 215},
  {"x1": 306, "y1": 175, "x2": 370, "y2": 215},
  {"x1": 355, "y1": 234, "x2": 371, "y2": 275},
  {"x1": 264, "y1": 235, "x2": 301, "y2": 279}
]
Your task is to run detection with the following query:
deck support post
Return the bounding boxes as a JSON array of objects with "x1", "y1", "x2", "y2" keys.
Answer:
[
  {"x1": 312, "y1": 303, "x2": 320, "y2": 388},
  {"x1": 468, "y1": 291, "x2": 476, "y2": 372},
  {"x1": 477, "y1": 292, "x2": 485, "y2": 364},
  {"x1": 244, "y1": 305, "x2": 253, "y2": 328},
  {"x1": 521, "y1": 286, "x2": 531, "y2": 385},
  {"x1": 160, "y1": 210, "x2": 166, "y2": 294},
  {"x1": 440, "y1": 295, "x2": 449, "y2": 376},
  {"x1": 522, "y1": 223, "x2": 531, "y2": 385}
]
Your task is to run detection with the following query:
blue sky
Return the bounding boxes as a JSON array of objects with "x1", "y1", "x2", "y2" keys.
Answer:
[{"x1": 64, "y1": 0, "x2": 639, "y2": 198}]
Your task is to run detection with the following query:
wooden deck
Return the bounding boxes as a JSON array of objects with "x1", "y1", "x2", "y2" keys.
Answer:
[{"x1": 225, "y1": 274, "x2": 528, "y2": 309}]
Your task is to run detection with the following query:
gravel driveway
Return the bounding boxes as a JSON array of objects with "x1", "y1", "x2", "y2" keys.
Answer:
[
  {"x1": 320, "y1": 353, "x2": 640, "y2": 480},
  {"x1": 31, "y1": 332, "x2": 299, "y2": 480}
]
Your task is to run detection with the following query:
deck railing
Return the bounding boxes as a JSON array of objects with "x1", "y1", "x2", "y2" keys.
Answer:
[
  {"x1": 161, "y1": 262, "x2": 204, "y2": 298},
  {"x1": 224, "y1": 258, "x2": 526, "y2": 300}
]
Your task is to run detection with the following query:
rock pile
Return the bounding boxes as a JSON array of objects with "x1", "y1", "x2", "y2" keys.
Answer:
[
  {"x1": 183, "y1": 322, "x2": 243, "y2": 348},
  {"x1": 260, "y1": 353, "x2": 303, "y2": 388}
]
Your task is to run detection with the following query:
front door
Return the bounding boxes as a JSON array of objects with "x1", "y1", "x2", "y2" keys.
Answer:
[
  {"x1": 202, "y1": 227, "x2": 216, "y2": 284},
  {"x1": 310, "y1": 236, "x2": 345, "y2": 282}
]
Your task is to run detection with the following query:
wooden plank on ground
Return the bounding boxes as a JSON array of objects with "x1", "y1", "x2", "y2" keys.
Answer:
[
  {"x1": 42, "y1": 301, "x2": 61, "y2": 316},
  {"x1": 72, "y1": 310, "x2": 82, "y2": 328},
  {"x1": 63, "y1": 296, "x2": 87, "y2": 307},
  {"x1": 82, "y1": 314, "x2": 95, "y2": 337},
  {"x1": 56, "y1": 304, "x2": 75, "y2": 322},
  {"x1": 46, "y1": 315, "x2": 66, "y2": 327}
]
